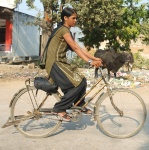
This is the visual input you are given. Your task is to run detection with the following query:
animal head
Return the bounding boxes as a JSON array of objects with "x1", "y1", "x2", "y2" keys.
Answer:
[{"x1": 121, "y1": 51, "x2": 134, "y2": 63}]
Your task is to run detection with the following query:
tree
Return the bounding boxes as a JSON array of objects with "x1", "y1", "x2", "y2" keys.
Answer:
[
  {"x1": 68, "y1": 0, "x2": 148, "y2": 51},
  {"x1": 16, "y1": 0, "x2": 148, "y2": 52},
  {"x1": 67, "y1": 0, "x2": 124, "y2": 49},
  {"x1": 140, "y1": 3, "x2": 149, "y2": 45}
]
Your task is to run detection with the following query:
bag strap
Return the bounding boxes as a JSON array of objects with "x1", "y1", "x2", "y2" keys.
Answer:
[
  {"x1": 39, "y1": 25, "x2": 63, "y2": 67},
  {"x1": 44, "y1": 25, "x2": 63, "y2": 49}
]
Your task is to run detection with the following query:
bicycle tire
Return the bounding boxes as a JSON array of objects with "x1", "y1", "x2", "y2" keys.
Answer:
[
  {"x1": 95, "y1": 88, "x2": 147, "y2": 139},
  {"x1": 10, "y1": 86, "x2": 62, "y2": 138}
]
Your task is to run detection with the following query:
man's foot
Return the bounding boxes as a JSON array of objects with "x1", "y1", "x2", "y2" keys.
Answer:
[
  {"x1": 82, "y1": 107, "x2": 92, "y2": 115},
  {"x1": 52, "y1": 112, "x2": 71, "y2": 122}
]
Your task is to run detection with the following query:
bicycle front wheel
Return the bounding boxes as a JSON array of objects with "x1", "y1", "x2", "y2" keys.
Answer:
[
  {"x1": 95, "y1": 88, "x2": 147, "y2": 139},
  {"x1": 10, "y1": 86, "x2": 62, "y2": 138}
]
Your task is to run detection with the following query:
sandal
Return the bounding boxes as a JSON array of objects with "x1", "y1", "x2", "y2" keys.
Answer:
[
  {"x1": 82, "y1": 107, "x2": 92, "y2": 115},
  {"x1": 52, "y1": 112, "x2": 71, "y2": 122}
]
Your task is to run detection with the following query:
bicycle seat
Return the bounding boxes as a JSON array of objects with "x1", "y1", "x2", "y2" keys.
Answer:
[{"x1": 34, "y1": 77, "x2": 58, "y2": 93}]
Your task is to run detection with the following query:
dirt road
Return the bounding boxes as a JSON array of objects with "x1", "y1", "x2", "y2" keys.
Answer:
[{"x1": 0, "y1": 78, "x2": 149, "y2": 150}]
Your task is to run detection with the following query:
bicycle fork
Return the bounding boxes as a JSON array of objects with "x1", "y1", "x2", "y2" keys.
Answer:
[
  {"x1": 107, "y1": 87, "x2": 123, "y2": 116},
  {"x1": 98, "y1": 67, "x2": 123, "y2": 117}
]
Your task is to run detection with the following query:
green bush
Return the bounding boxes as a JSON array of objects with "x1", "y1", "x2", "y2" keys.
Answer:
[{"x1": 133, "y1": 52, "x2": 149, "y2": 69}]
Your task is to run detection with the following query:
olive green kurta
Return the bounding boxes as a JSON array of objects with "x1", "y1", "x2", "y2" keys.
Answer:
[{"x1": 45, "y1": 26, "x2": 84, "y2": 87}]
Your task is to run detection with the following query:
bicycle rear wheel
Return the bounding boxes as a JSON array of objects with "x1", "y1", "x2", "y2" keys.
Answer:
[
  {"x1": 10, "y1": 86, "x2": 62, "y2": 138},
  {"x1": 95, "y1": 88, "x2": 147, "y2": 138}
]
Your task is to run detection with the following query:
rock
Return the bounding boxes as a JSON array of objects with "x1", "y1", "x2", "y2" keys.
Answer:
[
  {"x1": 0, "y1": 73, "x2": 4, "y2": 78},
  {"x1": 28, "y1": 63, "x2": 35, "y2": 69}
]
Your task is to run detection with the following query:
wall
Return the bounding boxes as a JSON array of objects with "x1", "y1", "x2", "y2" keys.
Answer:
[{"x1": 10, "y1": 11, "x2": 40, "y2": 58}]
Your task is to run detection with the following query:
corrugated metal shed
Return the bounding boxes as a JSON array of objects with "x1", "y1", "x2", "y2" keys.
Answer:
[{"x1": 11, "y1": 11, "x2": 40, "y2": 58}]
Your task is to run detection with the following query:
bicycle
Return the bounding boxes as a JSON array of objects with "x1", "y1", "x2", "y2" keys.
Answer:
[{"x1": 2, "y1": 67, "x2": 147, "y2": 139}]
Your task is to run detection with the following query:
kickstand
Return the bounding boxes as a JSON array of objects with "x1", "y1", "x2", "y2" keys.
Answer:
[{"x1": 2, "y1": 117, "x2": 12, "y2": 128}]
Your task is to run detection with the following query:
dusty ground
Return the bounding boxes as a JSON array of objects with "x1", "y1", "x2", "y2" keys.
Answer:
[
  {"x1": 0, "y1": 63, "x2": 149, "y2": 84},
  {"x1": 0, "y1": 63, "x2": 48, "y2": 83},
  {"x1": 0, "y1": 63, "x2": 149, "y2": 150}
]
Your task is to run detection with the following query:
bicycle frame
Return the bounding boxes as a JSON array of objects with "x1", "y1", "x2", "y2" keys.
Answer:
[
  {"x1": 2, "y1": 68, "x2": 123, "y2": 128},
  {"x1": 24, "y1": 67, "x2": 123, "y2": 116}
]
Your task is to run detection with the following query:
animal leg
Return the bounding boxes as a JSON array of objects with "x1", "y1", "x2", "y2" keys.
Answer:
[
  {"x1": 95, "y1": 68, "x2": 99, "y2": 78},
  {"x1": 114, "y1": 72, "x2": 116, "y2": 78},
  {"x1": 108, "y1": 70, "x2": 110, "y2": 80}
]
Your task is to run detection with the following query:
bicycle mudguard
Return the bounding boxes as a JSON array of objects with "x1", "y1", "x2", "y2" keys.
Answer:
[
  {"x1": 34, "y1": 77, "x2": 58, "y2": 93},
  {"x1": 9, "y1": 88, "x2": 26, "y2": 107}
]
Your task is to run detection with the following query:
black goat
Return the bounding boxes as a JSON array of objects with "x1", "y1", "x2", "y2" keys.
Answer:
[{"x1": 94, "y1": 49, "x2": 133, "y2": 80}]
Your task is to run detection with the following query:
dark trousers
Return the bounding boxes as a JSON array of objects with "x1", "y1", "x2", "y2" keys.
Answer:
[{"x1": 50, "y1": 63, "x2": 87, "y2": 113}]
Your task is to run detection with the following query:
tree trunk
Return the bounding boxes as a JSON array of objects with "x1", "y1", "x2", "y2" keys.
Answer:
[
  {"x1": 40, "y1": 28, "x2": 51, "y2": 56},
  {"x1": 40, "y1": 4, "x2": 53, "y2": 56}
]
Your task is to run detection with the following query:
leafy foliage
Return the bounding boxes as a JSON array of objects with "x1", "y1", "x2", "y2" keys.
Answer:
[
  {"x1": 17, "y1": 0, "x2": 149, "y2": 51},
  {"x1": 67, "y1": 0, "x2": 123, "y2": 48},
  {"x1": 140, "y1": 4, "x2": 149, "y2": 45},
  {"x1": 67, "y1": 0, "x2": 147, "y2": 50}
]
